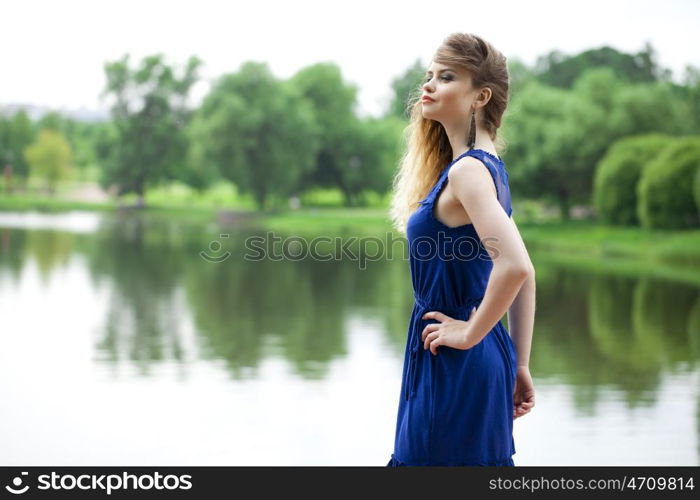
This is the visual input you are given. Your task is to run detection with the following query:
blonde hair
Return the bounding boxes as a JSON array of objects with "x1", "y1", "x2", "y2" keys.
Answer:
[{"x1": 389, "y1": 33, "x2": 510, "y2": 234}]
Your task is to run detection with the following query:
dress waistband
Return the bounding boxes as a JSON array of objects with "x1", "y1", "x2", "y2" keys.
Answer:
[
  {"x1": 413, "y1": 293, "x2": 484, "y2": 313},
  {"x1": 404, "y1": 293, "x2": 485, "y2": 402}
]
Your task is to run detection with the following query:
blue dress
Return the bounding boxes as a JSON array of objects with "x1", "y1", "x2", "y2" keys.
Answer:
[{"x1": 387, "y1": 148, "x2": 517, "y2": 466}]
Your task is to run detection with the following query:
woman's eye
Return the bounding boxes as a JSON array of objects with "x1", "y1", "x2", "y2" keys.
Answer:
[{"x1": 424, "y1": 75, "x2": 450, "y2": 83}]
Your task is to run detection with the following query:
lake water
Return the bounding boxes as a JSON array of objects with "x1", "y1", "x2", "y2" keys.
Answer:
[{"x1": 0, "y1": 210, "x2": 698, "y2": 465}]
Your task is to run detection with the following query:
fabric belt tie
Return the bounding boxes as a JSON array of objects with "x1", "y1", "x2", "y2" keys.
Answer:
[{"x1": 405, "y1": 294, "x2": 484, "y2": 401}]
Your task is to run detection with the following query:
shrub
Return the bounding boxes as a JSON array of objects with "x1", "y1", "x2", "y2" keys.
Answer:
[
  {"x1": 593, "y1": 134, "x2": 670, "y2": 225},
  {"x1": 637, "y1": 137, "x2": 700, "y2": 229}
]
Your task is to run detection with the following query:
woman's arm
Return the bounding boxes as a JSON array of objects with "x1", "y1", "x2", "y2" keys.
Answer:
[
  {"x1": 503, "y1": 215, "x2": 536, "y2": 419},
  {"x1": 439, "y1": 158, "x2": 534, "y2": 346},
  {"x1": 505, "y1": 216, "x2": 536, "y2": 368},
  {"x1": 507, "y1": 258, "x2": 536, "y2": 369}
]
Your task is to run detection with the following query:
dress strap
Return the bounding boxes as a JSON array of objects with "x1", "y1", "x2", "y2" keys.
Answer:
[{"x1": 420, "y1": 148, "x2": 513, "y2": 216}]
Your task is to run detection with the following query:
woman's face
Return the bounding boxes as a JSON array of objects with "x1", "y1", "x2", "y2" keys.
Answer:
[{"x1": 421, "y1": 61, "x2": 477, "y2": 125}]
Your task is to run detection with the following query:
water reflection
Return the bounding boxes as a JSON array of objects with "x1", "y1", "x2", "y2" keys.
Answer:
[{"x1": 0, "y1": 211, "x2": 698, "y2": 465}]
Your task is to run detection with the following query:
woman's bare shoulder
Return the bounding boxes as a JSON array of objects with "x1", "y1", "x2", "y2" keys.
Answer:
[{"x1": 447, "y1": 156, "x2": 497, "y2": 197}]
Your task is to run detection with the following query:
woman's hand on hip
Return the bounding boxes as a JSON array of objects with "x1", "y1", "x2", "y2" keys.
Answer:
[{"x1": 421, "y1": 307, "x2": 479, "y2": 355}]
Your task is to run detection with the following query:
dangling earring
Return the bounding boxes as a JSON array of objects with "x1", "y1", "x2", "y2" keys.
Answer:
[{"x1": 467, "y1": 109, "x2": 476, "y2": 149}]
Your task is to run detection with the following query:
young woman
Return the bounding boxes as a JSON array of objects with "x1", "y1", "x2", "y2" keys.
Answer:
[{"x1": 386, "y1": 33, "x2": 536, "y2": 466}]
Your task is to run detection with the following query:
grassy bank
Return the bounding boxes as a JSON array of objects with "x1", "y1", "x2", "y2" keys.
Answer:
[
  {"x1": 0, "y1": 195, "x2": 116, "y2": 212},
  {"x1": 518, "y1": 219, "x2": 700, "y2": 265}
]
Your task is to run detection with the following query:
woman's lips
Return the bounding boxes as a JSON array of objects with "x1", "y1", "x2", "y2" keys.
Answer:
[{"x1": 422, "y1": 96, "x2": 435, "y2": 103}]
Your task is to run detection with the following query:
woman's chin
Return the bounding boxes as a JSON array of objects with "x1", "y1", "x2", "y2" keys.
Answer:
[{"x1": 421, "y1": 109, "x2": 440, "y2": 121}]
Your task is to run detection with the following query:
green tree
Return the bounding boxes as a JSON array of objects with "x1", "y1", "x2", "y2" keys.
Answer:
[
  {"x1": 332, "y1": 114, "x2": 404, "y2": 206},
  {"x1": 507, "y1": 57, "x2": 538, "y2": 98},
  {"x1": 98, "y1": 53, "x2": 201, "y2": 207},
  {"x1": 593, "y1": 133, "x2": 671, "y2": 225},
  {"x1": 501, "y1": 80, "x2": 581, "y2": 218},
  {"x1": 288, "y1": 62, "x2": 372, "y2": 206},
  {"x1": 535, "y1": 42, "x2": 669, "y2": 89},
  {"x1": 387, "y1": 59, "x2": 425, "y2": 120},
  {"x1": 608, "y1": 81, "x2": 688, "y2": 137},
  {"x1": 679, "y1": 65, "x2": 700, "y2": 134},
  {"x1": 0, "y1": 110, "x2": 34, "y2": 187},
  {"x1": 503, "y1": 67, "x2": 688, "y2": 219},
  {"x1": 637, "y1": 137, "x2": 700, "y2": 229},
  {"x1": 36, "y1": 111, "x2": 107, "y2": 180},
  {"x1": 188, "y1": 61, "x2": 320, "y2": 211},
  {"x1": 23, "y1": 129, "x2": 74, "y2": 195}
]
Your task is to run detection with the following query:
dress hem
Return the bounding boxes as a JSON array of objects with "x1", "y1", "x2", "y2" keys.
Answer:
[{"x1": 386, "y1": 452, "x2": 515, "y2": 467}]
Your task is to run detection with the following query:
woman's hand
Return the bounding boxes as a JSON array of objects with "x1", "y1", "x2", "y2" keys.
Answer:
[
  {"x1": 513, "y1": 366, "x2": 535, "y2": 419},
  {"x1": 421, "y1": 307, "x2": 479, "y2": 355}
]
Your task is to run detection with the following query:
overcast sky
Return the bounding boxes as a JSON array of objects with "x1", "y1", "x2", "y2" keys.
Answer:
[{"x1": 2, "y1": 0, "x2": 698, "y2": 118}]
